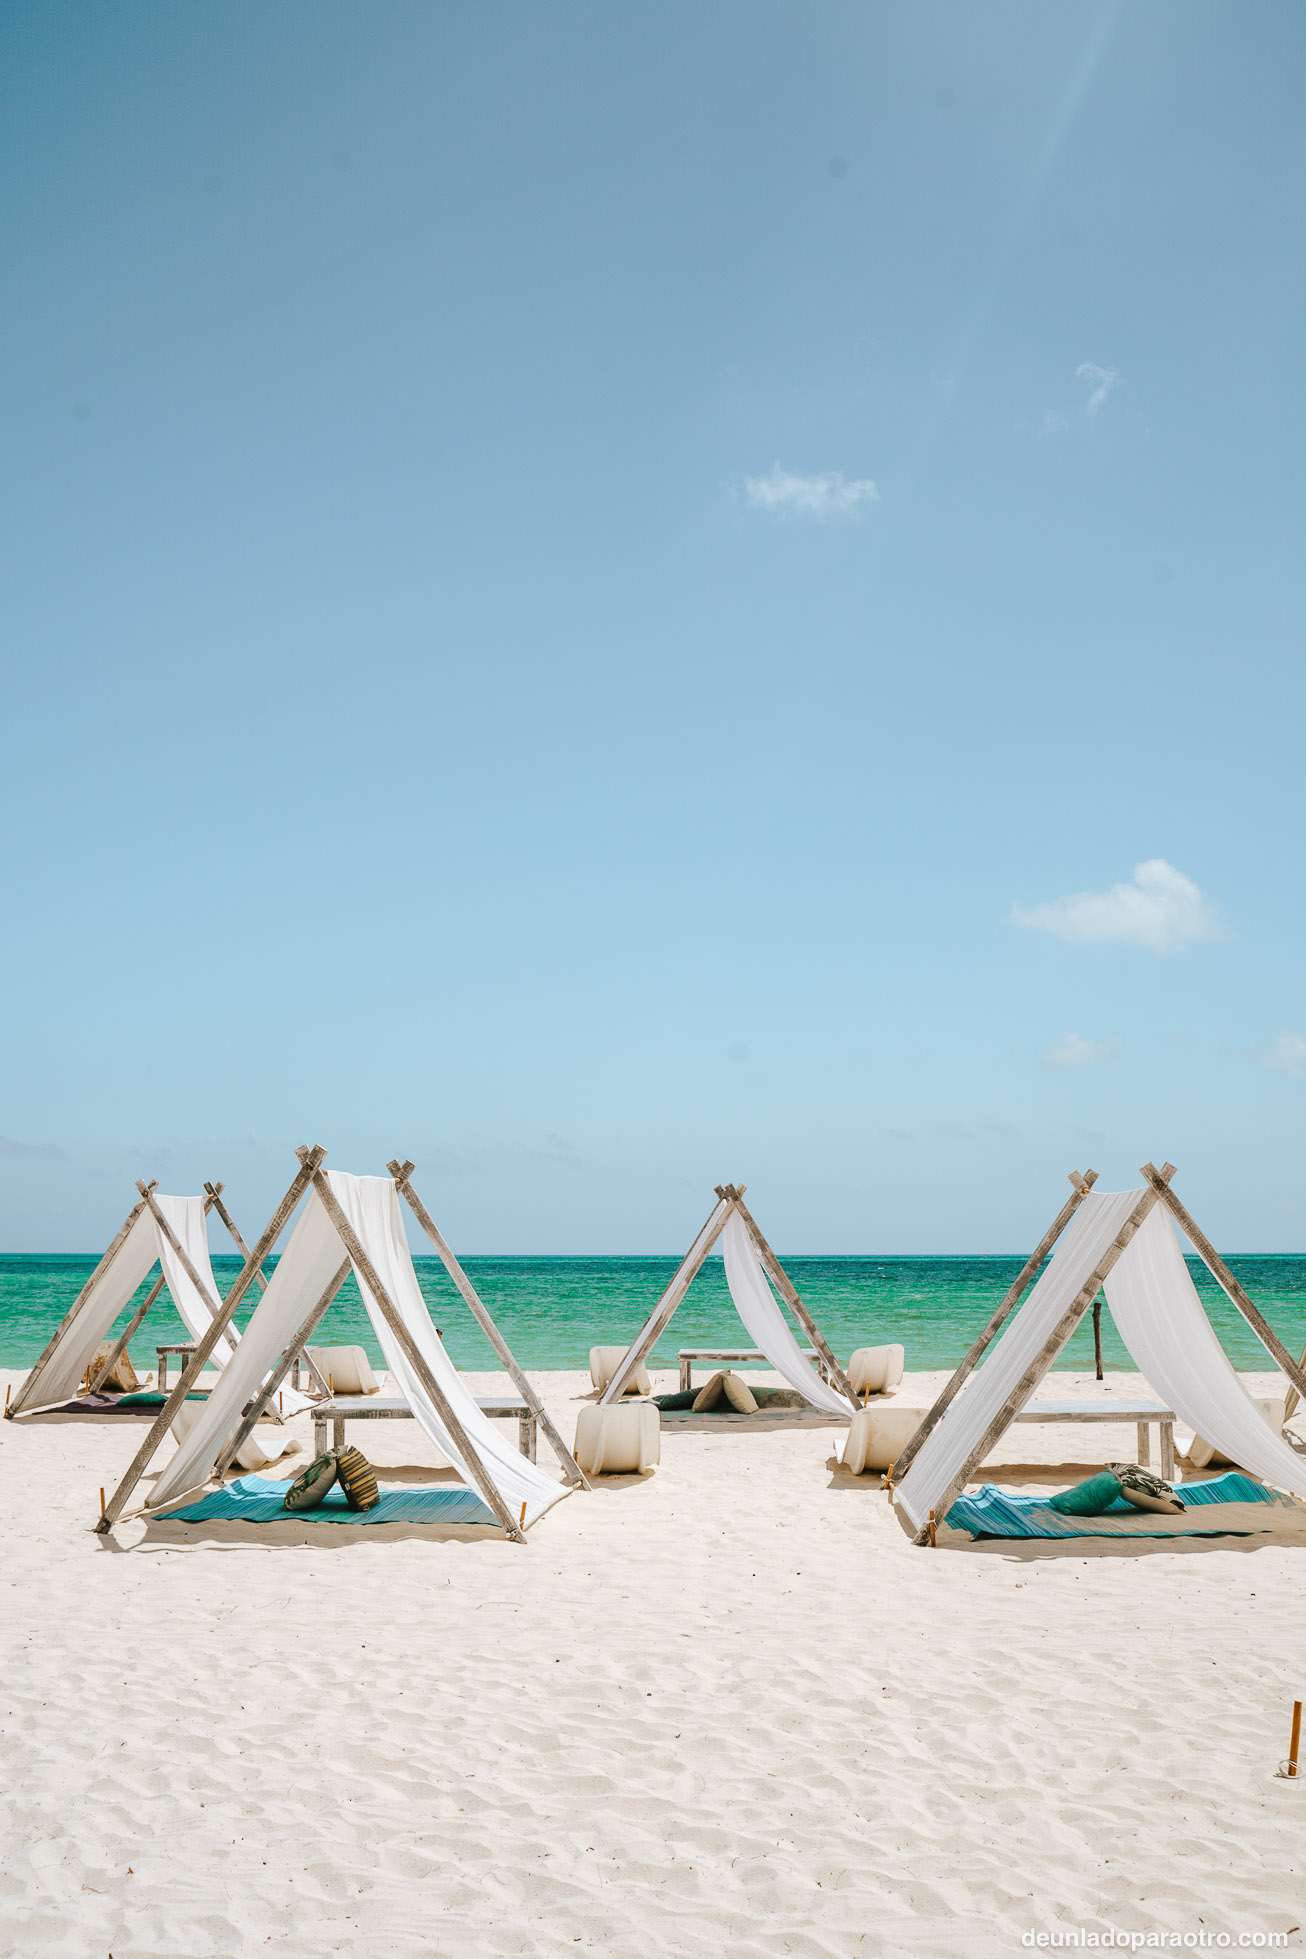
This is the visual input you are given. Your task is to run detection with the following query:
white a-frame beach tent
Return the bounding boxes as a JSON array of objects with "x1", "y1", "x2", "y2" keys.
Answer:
[
  {"x1": 98, "y1": 1147, "x2": 579, "y2": 1543},
  {"x1": 6, "y1": 1178, "x2": 308, "y2": 1419},
  {"x1": 598, "y1": 1183, "x2": 859, "y2": 1416},
  {"x1": 892, "y1": 1162, "x2": 1306, "y2": 1544}
]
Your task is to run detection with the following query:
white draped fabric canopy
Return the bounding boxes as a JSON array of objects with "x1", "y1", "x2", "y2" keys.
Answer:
[
  {"x1": 896, "y1": 1188, "x2": 1306, "y2": 1533},
  {"x1": 150, "y1": 1172, "x2": 566, "y2": 1527},
  {"x1": 721, "y1": 1214, "x2": 854, "y2": 1416},
  {"x1": 1102, "y1": 1206, "x2": 1306, "y2": 1497},
  {"x1": 13, "y1": 1194, "x2": 300, "y2": 1412}
]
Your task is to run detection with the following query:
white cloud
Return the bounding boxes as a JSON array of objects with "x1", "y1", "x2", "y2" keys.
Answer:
[
  {"x1": 1011, "y1": 859, "x2": 1221, "y2": 953},
  {"x1": 1076, "y1": 360, "x2": 1119, "y2": 416},
  {"x1": 742, "y1": 464, "x2": 880, "y2": 519},
  {"x1": 1037, "y1": 409, "x2": 1070, "y2": 438},
  {"x1": 1042, "y1": 1032, "x2": 1121, "y2": 1070},
  {"x1": 1257, "y1": 1033, "x2": 1306, "y2": 1077}
]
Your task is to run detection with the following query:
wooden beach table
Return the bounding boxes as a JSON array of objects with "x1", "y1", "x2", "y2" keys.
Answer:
[
  {"x1": 313, "y1": 1394, "x2": 538, "y2": 1463},
  {"x1": 1011, "y1": 1399, "x2": 1177, "y2": 1481},
  {"x1": 678, "y1": 1347, "x2": 828, "y2": 1392},
  {"x1": 156, "y1": 1343, "x2": 197, "y2": 1390}
]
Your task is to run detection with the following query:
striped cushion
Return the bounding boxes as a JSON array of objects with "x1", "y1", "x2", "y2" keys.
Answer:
[{"x1": 335, "y1": 1444, "x2": 380, "y2": 1511}]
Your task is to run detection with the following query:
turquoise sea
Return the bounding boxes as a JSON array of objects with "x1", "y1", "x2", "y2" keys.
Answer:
[{"x1": 3, "y1": 1252, "x2": 1305, "y2": 1376}]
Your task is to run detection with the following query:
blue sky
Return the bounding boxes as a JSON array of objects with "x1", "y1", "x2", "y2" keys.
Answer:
[{"x1": 2, "y1": 2, "x2": 1303, "y2": 1253}]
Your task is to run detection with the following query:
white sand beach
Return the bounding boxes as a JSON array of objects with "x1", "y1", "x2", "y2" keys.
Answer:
[{"x1": 4, "y1": 1366, "x2": 1306, "y2": 1957}]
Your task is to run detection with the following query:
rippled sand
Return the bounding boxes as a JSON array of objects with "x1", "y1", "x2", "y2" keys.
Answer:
[{"x1": 3, "y1": 1366, "x2": 1305, "y2": 1956}]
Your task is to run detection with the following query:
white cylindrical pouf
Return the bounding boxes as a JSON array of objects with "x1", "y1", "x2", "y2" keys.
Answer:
[
  {"x1": 589, "y1": 1346, "x2": 652, "y2": 1396},
  {"x1": 574, "y1": 1400, "x2": 661, "y2": 1475},
  {"x1": 309, "y1": 1345, "x2": 381, "y2": 1394},
  {"x1": 840, "y1": 1404, "x2": 924, "y2": 1476},
  {"x1": 846, "y1": 1345, "x2": 906, "y2": 1396}
]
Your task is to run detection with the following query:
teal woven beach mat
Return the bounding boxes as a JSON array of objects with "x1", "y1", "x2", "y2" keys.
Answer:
[
  {"x1": 156, "y1": 1474, "x2": 499, "y2": 1527},
  {"x1": 945, "y1": 1470, "x2": 1305, "y2": 1540}
]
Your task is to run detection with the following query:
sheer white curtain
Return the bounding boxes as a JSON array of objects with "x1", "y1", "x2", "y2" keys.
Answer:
[
  {"x1": 15, "y1": 1206, "x2": 161, "y2": 1409},
  {"x1": 896, "y1": 1189, "x2": 1142, "y2": 1531},
  {"x1": 721, "y1": 1214, "x2": 853, "y2": 1416},
  {"x1": 1104, "y1": 1207, "x2": 1306, "y2": 1498},
  {"x1": 151, "y1": 1193, "x2": 346, "y2": 1506},
  {"x1": 152, "y1": 1194, "x2": 311, "y2": 1413}
]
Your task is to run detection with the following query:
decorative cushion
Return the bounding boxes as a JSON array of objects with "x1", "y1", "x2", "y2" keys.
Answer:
[
  {"x1": 85, "y1": 1342, "x2": 141, "y2": 1393},
  {"x1": 692, "y1": 1370, "x2": 728, "y2": 1412},
  {"x1": 335, "y1": 1444, "x2": 380, "y2": 1511},
  {"x1": 309, "y1": 1345, "x2": 380, "y2": 1395},
  {"x1": 283, "y1": 1452, "x2": 339, "y2": 1512},
  {"x1": 1048, "y1": 1471, "x2": 1124, "y2": 1516},
  {"x1": 721, "y1": 1371, "x2": 759, "y2": 1414},
  {"x1": 588, "y1": 1347, "x2": 652, "y2": 1395},
  {"x1": 1105, "y1": 1462, "x2": 1185, "y2": 1514}
]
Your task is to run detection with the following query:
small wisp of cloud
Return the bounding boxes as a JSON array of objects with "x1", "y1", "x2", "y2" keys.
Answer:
[
  {"x1": 1255, "y1": 1032, "x2": 1306, "y2": 1078},
  {"x1": 1042, "y1": 1032, "x2": 1121, "y2": 1070},
  {"x1": 1011, "y1": 859, "x2": 1221, "y2": 954},
  {"x1": 742, "y1": 464, "x2": 880, "y2": 520},
  {"x1": 1076, "y1": 360, "x2": 1119, "y2": 416}
]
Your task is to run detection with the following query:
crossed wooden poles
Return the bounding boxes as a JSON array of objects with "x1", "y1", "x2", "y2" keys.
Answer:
[
  {"x1": 7, "y1": 1180, "x2": 280, "y2": 1419},
  {"x1": 95, "y1": 1147, "x2": 587, "y2": 1542},
  {"x1": 892, "y1": 1161, "x2": 1306, "y2": 1544},
  {"x1": 597, "y1": 1182, "x2": 859, "y2": 1408}
]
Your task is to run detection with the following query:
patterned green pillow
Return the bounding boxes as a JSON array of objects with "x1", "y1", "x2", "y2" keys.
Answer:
[
  {"x1": 1104, "y1": 1462, "x2": 1185, "y2": 1513},
  {"x1": 283, "y1": 1451, "x2": 338, "y2": 1512},
  {"x1": 336, "y1": 1444, "x2": 380, "y2": 1511}
]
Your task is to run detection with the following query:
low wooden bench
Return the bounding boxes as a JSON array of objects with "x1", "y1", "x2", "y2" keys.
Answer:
[
  {"x1": 678, "y1": 1347, "x2": 827, "y2": 1393},
  {"x1": 1012, "y1": 1399, "x2": 1177, "y2": 1481},
  {"x1": 313, "y1": 1394, "x2": 537, "y2": 1463}
]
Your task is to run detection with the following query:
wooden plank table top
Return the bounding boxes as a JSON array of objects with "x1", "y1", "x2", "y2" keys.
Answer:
[
  {"x1": 677, "y1": 1347, "x2": 825, "y2": 1391},
  {"x1": 313, "y1": 1393, "x2": 537, "y2": 1461},
  {"x1": 1009, "y1": 1398, "x2": 1177, "y2": 1478}
]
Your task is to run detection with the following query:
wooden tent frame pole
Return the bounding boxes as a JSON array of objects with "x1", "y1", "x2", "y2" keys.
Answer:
[
  {"x1": 723, "y1": 1185, "x2": 860, "y2": 1405},
  {"x1": 304, "y1": 1159, "x2": 528, "y2": 1543},
  {"x1": 136, "y1": 1182, "x2": 286, "y2": 1425},
  {"x1": 1289, "y1": 1350, "x2": 1306, "y2": 1425},
  {"x1": 905, "y1": 1168, "x2": 1174, "y2": 1542},
  {"x1": 1140, "y1": 1166, "x2": 1306, "y2": 1411},
  {"x1": 95, "y1": 1152, "x2": 325, "y2": 1532},
  {"x1": 201, "y1": 1181, "x2": 269, "y2": 1291},
  {"x1": 387, "y1": 1159, "x2": 589, "y2": 1489},
  {"x1": 137, "y1": 1182, "x2": 226, "y2": 1320},
  {"x1": 202, "y1": 1179, "x2": 329, "y2": 1394},
  {"x1": 88, "y1": 1182, "x2": 232, "y2": 1395},
  {"x1": 7, "y1": 1187, "x2": 156, "y2": 1417},
  {"x1": 889, "y1": 1170, "x2": 1098, "y2": 1484},
  {"x1": 208, "y1": 1261, "x2": 353, "y2": 1485},
  {"x1": 597, "y1": 1191, "x2": 741, "y2": 1405}
]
